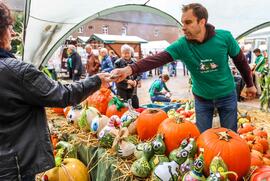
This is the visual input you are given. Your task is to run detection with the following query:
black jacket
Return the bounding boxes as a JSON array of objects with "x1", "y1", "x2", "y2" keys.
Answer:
[
  {"x1": 0, "y1": 49, "x2": 101, "y2": 180},
  {"x1": 114, "y1": 58, "x2": 141, "y2": 90},
  {"x1": 70, "y1": 52, "x2": 83, "y2": 75}
]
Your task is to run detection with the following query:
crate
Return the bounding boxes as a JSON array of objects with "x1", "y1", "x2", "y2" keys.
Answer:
[{"x1": 141, "y1": 102, "x2": 181, "y2": 112}]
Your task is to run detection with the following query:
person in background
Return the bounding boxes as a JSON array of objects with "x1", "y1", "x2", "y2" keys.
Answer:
[
  {"x1": 67, "y1": 44, "x2": 83, "y2": 81},
  {"x1": 252, "y1": 48, "x2": 266, "y2": 96},
  {"x1": 100, "y1": 48, "x2": 113, "y2": 73},
  {"x1": 109, "y1": 49, "x2": 118, "y2": 65},
  {"x1": 0, "y1": 2, "x2": 112, "y2": 180},
  {"x1": 114, "y1": 44, "x2": 141, "y2": 108},
  {"x1": 85, "y1": 44, "x2": 100, "y2": 76},
  {"x1": 149, "y1": 74, "x2": 171, "y2": 103},
  {"x1": 111, "y1": 3, "x2": 256, "y2": 133},
  {"x1": 86, "y1": 53, "x2": 100, "y2": 77}
]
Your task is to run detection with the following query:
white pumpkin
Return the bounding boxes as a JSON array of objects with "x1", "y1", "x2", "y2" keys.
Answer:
[
  {"x1": 85, "y1": 107, "x2": 100, "y2": 128},
  {"x1": 91, "y1": 115, "x2": 110, "y2": 135},
  {"x1": 66, "y1": 106, "x2": 82, "y2": 128}
]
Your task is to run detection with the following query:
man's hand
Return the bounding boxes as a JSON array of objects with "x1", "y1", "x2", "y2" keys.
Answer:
[
  {"x1": 110, "y1": 66, "x2": 133, "y2": 82},
  {"x1": 97, "y1": 73, "x2": 112, "y2": 88},
  {"x1": 74, "y1": 70, "x2": 78, "y2": 74},
  {"x1": 246, "y1": 85, "x2": 257, "y2": 98}
]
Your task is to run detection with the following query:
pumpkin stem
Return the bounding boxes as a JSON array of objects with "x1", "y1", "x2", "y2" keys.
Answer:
[
  {"x1": 175, "y1": 116, "x2": 184, "y2": 124},
  {"x1": 216, "y1": 131, "x2": 232, "y2": 142},
  {"x1": 148, "y1": 109, "x2": 160, "y2": 114}
]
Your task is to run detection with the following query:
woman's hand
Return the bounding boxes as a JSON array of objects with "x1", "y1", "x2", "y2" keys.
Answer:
[{"x1": 97, "y1": 73, "x2": 112, "y2": 88}]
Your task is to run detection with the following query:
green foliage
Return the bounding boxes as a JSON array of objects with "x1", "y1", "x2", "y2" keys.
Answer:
[{"x1": 11, "y1": 11, "x2": 24, "y2": 56}]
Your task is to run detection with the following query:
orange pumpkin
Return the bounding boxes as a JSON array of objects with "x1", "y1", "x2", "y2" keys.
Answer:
[
  {"x1": 255, "y1": 138, "x2": 269, "y2": 153},
  {"x1": 52, "y1": 107, "x2": 64, "y2": 116},
  {"x1": 42, "y1": 158, "x2": 89, "y2": 181},
  {"x1": 197, "y1": 128, "x2": 251, "y2": 181},
  {"x1": 252, "y1": 141, "x2": 264, "y2": 153},
  {"x1": 106, "y1": 97, "x2": 128, "y2": 118},
  {"x1": 251, "y1": 154, "x2": 264, "y2": 167},
  {"x1": 254, "y1": 127, "x2": 268, "y2": 139},
  {"x1": 237, "y1": 123, "x2": 256, "y2": 134},
  {"x1": 158, "y1": 117, "x2": 200, "y2": 154},
  {"x1": 87, "y1": 88, "x2": 112, "y2": 114},
  {"x1": 136, "y1": 108, "x2": 168, "y2": 140}
]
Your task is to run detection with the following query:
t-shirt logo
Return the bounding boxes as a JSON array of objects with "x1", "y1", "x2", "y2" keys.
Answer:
[{"x1": 199, "y1": 59, "x2": 218, "y2": 73}]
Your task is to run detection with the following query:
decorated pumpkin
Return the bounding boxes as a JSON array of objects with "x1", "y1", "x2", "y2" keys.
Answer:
[
  {"x1": 197, "y1": 128, "x2": 251, "y2": 180},
  {"x1": 66, "y1": 105, "x2": 82, "y2": 128},
  {"x1": 87, "y1": 87, "x2": 112, "y2": 114},
  {"x1": 158, "y1": 117, "x2": 200, "y2": 154},
  {"x1": 169, "y1": 139, "x2": 189, "y2": 164},
  {"x1": 152, "y1": 161, "x2": 180, "y2": 181},
  {"x1": 111, "y1": 127, "x2": 136, "y2": 158},
  {"x1": 131, "y1": 142, "x2": 153, "y2": 178},
  {"x1": 78, "y1": 105, "x2": 99, "y2": 131},
  {"x1": 98, "y1": 126, "x2": 115, "y2": 148},
  {"x1": 121, "y1": 99, "x2": 139, "y2": 127},
  {"x1": 149, "y1": 134, "x2": 169, "y2": 169},
  {"x1": 106, "y1": 97, "x2": 128, "y2": 118},
  {"x1": 108, "y1": 115, "x2": 122, "y2": 128},
  {"x1": 134, "y1": 142, "x2": 153, "y2": 159},
  {"x1": 137, "y1": 108, "x2": 168, "y2": 140},
  {"x1": 182, "y1": 151, "x2": 205, "y2": 181},
  {"x1": 90, "y1": 115, "x2": 110, "y2": 135},
  {"x1": 206, "y1": 155, "x2": 238, "y2": 181},
  {"x1": 250, "y1": 166, "x2": 270, "y2": 181}
]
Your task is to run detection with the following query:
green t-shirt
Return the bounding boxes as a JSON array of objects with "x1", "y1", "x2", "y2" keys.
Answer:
[
  {"x1": 255, "y1": 54, "x2": 265, "y2": 73},
  {"x1": 166, "y1": 30, "x2": 240, "y2": 99},
  {"x1": 149, "y1": 79, "x2": 169, "y2": 97}
]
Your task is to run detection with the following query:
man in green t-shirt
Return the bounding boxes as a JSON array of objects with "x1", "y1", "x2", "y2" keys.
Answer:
[
  {"x1": 111, "y1": 3, "x2": 256, "y2": 133},
  {"x1": 149, "y1": 74, "x2": 171, "y2": 102},
  {"x1": 252, "y1": 48, "x2": 266, "y2": 95}
]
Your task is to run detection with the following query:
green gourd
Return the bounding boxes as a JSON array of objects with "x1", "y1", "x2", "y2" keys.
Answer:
[
  {"x1": 182, "y1": 151, "x2": 205, "y2": 181},
  {"x1": 169, "y1": 138, "x2": 189, "y2": 164},
  {"x1": 131, "y1": 143, "x2": 153, "y2": 178},
  {"x1": 206, "y1": 155, "x2": 238, "y2": 181},
  {"x1": 149, "y1": 134, "x2": 169, "y2": 169}
]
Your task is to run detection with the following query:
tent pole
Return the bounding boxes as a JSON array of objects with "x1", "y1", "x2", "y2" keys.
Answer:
[{"x1": 22, "y1": 0, "x2": 31, "y2": 61}]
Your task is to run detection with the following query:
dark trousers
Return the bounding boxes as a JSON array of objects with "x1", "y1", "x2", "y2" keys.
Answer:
[{"x1": 117, "y1": 88, "x2": 139, "y2": 108}]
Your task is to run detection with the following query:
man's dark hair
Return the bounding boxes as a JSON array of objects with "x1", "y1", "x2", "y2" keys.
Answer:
[
  {"x1": 253, "y1": 48, "x2": 261, "y2": 54},
  {"x1": 182, "y1": 3, "x2": 208, "y2": 23}
]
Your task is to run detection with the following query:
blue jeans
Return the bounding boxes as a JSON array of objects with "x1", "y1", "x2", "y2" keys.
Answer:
[
  {"x1": 151, "y1": 95, "x2": 171, "y2": 102},
  {"x1": 194, "y1": 90, "x2": 237, "y2": 133}
]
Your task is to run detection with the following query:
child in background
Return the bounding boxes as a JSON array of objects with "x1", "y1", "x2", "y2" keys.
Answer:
[{"x1": 149, "y1": 74, "x2": 171, "y2": 102}]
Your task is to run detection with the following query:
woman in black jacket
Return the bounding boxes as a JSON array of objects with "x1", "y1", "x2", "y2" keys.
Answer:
[
  {"x1": 114, "y1": 44, "x2": 141, "y2": 108},
  {"x1": 0, "y1": 3, "x2": 111, "y2": 180}
]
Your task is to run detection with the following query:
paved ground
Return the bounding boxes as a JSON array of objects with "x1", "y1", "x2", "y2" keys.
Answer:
[{"x1": 137, "y1": 67, "x2": 261, "y2": 110}]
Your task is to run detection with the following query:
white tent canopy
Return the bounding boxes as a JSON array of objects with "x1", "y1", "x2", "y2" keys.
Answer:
[
  {"x1": 141, "y1": 40, "x2": 170, "y2": 55},
  {"x1": 24, "y1": 0, "x2": 270, "y2": 68}
]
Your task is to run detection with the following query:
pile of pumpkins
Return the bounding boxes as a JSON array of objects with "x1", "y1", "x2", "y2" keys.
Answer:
[
  {"x1": 237, "y1": 112, "x2": 270, "y2": 168},
  {"x1": 130, "y1": 127, "x2": 253, "y2": 181},
  {"x1": 50, "y1": 95, "x2": 270, "y2": 180}
]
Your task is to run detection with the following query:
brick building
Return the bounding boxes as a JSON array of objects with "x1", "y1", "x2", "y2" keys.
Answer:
[{"x1": 72, "y1": 11, "x2": 182, "y2": 44}]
